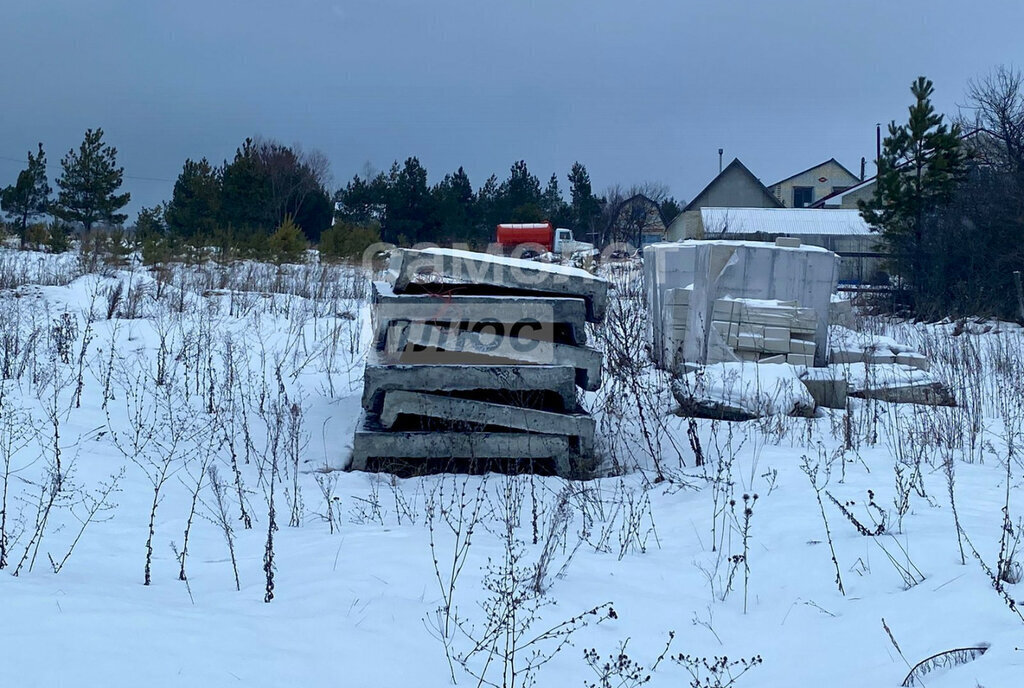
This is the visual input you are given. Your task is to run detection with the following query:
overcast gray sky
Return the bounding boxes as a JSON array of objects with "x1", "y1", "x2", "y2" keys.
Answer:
[{"x1": 2, "y1": 0, "x2": 1023, "y2": 221}]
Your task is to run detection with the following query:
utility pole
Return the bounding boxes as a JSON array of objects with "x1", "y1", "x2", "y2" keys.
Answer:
[{"x1": 876, "y1": 123, "x2": 882, "y2": 173}]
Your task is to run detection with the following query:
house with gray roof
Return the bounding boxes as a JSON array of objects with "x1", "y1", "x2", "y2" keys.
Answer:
[
  {"x1": 767, "y1": 158, "x2": 862, "y2": 208},
  {"x1": 665, "y1": 158, "x2": 781, "y2": 240}
]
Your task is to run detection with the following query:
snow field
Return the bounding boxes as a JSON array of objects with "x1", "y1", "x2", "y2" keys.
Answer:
[{"x1": 0, "y1": 249, "x2": 1021, "y2": 687}]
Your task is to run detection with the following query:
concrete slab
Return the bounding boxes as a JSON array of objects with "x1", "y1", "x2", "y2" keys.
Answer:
[
  {"x1": 350, "y1": 413, "x2": 577, "y2": 475},
  {"x1": 799, "y1": 369, "x2": 848, "y2": 408},
  {"x1": 371, "y1": 281, "x2": 589, "y2": 346},
  {"x1": 385, "y1": 322, "x2": 603, "y2": 391},
  {"x1": 379, "y1": 391, "x2": 595, "y2": 447},
  {"x1": 361, "y1": 356, "x2": 578, "y2": 414},
  {"x1": 388, "y1": 248, "x2": 608, "y2": 322},
  {"x1": 851, "y1": 381, "x2": 955, "y2": 406}
]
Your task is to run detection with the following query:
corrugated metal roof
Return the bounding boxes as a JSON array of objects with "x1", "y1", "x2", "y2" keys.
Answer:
[{"x1": 700, "y1": 207, "x2": 874, "y2": 236}]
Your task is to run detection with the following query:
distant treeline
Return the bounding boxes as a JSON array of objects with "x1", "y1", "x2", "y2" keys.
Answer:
[
  {"x1": 141, "y1": 144, "x2": 683, "y2": 258},
  {"x1": 3, "y1": 128, "x2": 684, "y2": 261}
]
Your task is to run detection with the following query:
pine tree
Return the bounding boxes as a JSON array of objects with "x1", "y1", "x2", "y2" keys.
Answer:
[
  {"x1": 46, "y1": 219, "x2": 71, "y2": 254},
  {"x1": 660, "y1": 197, "x2": 683, "y2": 224},
  {"x1": 134, "y1": 204, "x2": 167, "y2": 240},
  {"x1": 53, "y1": 128, "x2": 130, "y2": 233},
  {"x1": 567, "y1": 162, "x2": 601, "y2": 240},
  {"x1": 500, "y1": 160, "x2": 543, "y2": 222},
  {"x1": 386, "y1": 157, "x2": 434, "y2": 244},
  {"x1": 334, "y1": 172, "x2": 389, "y2": 225},
  {"x1": 220, "y1": 138, "x2": 272, "y2": 233},
  {"x1": 267, "y1": 215, "x2": 307, "y2": 264},
  {"x1": 542, "y1": 173, "x2": 570, "y2": 227},
  {"x1": 1, "y1": 143, "x2": 51, "y2": 246},
  {"x1": 476, "y1": 173, "x2": 502, "y2": 238},
  {"x1": 165, "y1": 158, "x2": 222, "y2": 238},
  {"x1": 432, "y1": 166, "x2": 476, "y2": 242},
  {"x1": 860, "y1": 77, "x2": 965, "y2": 297}
]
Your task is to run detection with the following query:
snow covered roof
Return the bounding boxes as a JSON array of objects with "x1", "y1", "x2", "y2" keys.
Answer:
[{"x1": 700, "y1": 207, "x2": 874, "y2": 236}]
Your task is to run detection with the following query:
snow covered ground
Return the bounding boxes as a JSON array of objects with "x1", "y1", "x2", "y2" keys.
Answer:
[{"x1": 1, "y1": 249, "x2": 1022, "y2": 687}]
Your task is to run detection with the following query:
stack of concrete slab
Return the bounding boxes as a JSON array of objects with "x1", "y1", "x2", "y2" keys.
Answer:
[
  {"x1": 350, "y1": 248, "x2": 607, "y2": 476},
  {"x1": 645, "y1": 240, "x2": 839, "y2": 371}
]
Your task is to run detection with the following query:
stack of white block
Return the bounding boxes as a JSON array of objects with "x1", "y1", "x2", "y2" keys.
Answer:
[
  {"x1": 661, "y1": 287, "x2": 691, "y2": 370},
  {"x1": 710, "y1": 298, "x2": 817, "y2": 365},
  {"x1": 663, "y1": 291, "x2": 818, "y2": 367},
  {"x1": 645, "y1": 240, "x2": 839, "y2": 371}
]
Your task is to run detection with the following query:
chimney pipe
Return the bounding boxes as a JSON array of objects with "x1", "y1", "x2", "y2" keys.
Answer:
[
  {"x1": 718, "y1": 148, "x2": 723, "y2": 173},
  {"x1": 860, "y1": 157, "x2": 866, "y2": 181}
]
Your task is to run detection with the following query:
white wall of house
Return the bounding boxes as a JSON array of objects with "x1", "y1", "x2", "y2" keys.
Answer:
[{"x1": 770, "y1": 161, "x2": 861, "y2": 208}]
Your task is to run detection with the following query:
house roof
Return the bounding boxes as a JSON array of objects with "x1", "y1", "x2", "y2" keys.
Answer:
[
  {"x1": 809, "y1": 127, "x2": 990, "y2": 208},
  {"x1": 682, "y1": 158, "x2": 783, "y2": 212},
  {"x1": 808, "y1": 176, "x2": 876, "y2": 208},
  {"x1": 700, "y1": 207, "x2": 874, "y2": 236},
  {"x1": 768, "y1": 157, "x2": 861, "y2": 189}
]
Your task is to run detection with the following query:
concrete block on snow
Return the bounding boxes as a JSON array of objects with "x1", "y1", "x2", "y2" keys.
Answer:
[
  {"x1": 799, "y1": 369, "x2": 848, "y2": 408},
  {"x1": 389, "y1": 248, "x2": 608, "y2": 322},
  {"x1": 830, "y1": 349, "x2": 863, "y2": 364},
  {"x1": 385, "y1": 322, "x2": 603, "y2": 391},
  {"x1": 379, "y1": 390, "x2": 595, "y2": 443},
  {"x1": 350, "y1": 413, "x2": 576, "y2": 476},
  {"x1": 895, "y1": 352, "x2": 930, "y2": 370},
  {"x1": 864, "y1": 350, "x2": 897, "y2": 365},
  {"x1": 361, "y1": 356, "x2": 578, "y2": 414},
  {"x1": 371, "y1": 281, "x2": 589, "y2": 347},
  {"x1": 775, "y1": 236, "x2": 802, "y2": 248}
]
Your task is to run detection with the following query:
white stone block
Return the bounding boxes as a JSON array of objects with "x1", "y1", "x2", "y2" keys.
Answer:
[
  {"x1": 737, "y1": 333, "x2": 765, "y2": 351},
  {"x1": 790, "y1": 339, "x2": 816, "y2": 355},
  {"x1": 895, "y1": 352, "x2": 930, "y2": 371},
  {"x1": 830, "y1": 349, "x2": 863, "y2": 364},
  {"x1": 865, "y1": 350, "x2": 897, "y2": 365}
]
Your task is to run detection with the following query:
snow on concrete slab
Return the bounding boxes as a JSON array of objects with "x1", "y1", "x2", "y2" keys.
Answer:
[
  {"x1": 672, "y1": 361, "x2": 816, "y2": 418},
  {"x1": 389, "y1": 247, "x2": 608, "y2": 321}
]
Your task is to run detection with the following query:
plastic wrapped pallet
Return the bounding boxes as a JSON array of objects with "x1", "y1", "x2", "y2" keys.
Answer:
[{"x1": 645, "y1": 240, "x2": 838, "y2": 369}]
